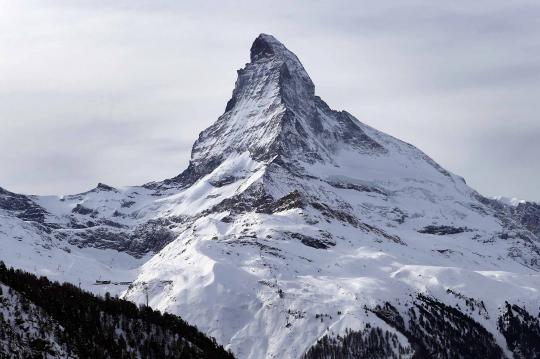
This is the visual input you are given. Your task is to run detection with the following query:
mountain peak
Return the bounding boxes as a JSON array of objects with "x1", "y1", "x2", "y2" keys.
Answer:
[
  {"x1": 250, "y1": 33, "x2": 287, "y2": 62},
  {"x1": 247, "y1": 34, "x2": 314, "y2": 98},
  {"x1": 249, "y1": 34, "x2": 304, "y2": 67},
  {"x1": 165, "y1": 34, "x2": 386, "y2": 187}
]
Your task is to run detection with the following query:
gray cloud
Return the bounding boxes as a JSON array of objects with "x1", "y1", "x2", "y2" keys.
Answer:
[{"x1": 0, "y1": 1, "x2": 539, "y2": 201}]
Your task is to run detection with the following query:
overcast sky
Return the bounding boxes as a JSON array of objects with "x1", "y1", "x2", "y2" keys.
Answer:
[{"x1": 1, "y1": 1, "x2": 539, "y2": 201}]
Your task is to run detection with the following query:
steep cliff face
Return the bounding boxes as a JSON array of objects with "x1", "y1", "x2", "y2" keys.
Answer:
[{"x1": 1, "y1": 34, "x2": 540, "y2": 358}]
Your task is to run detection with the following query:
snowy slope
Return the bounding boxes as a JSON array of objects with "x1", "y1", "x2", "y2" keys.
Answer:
[{"x1": 1, "y1": 34, "x2": 540, "y2": 358}]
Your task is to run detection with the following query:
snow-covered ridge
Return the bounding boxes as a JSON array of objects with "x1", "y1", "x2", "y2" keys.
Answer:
[
  {"x1": 1, "y1": 34, "x2": 540, "y2": 358},
  {"x1": 493, "y1": 196, "x2": 527, "y2": 207}
]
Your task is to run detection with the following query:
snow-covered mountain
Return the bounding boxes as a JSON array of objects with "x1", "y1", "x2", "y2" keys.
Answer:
[{"x1": 1, "y1": 34, "x2": 540, "y2": 358}]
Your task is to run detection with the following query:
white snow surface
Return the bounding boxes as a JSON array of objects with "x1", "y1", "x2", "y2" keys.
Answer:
[{"x1": 1, "y1": 34, "x2": 539, "y2": 358}]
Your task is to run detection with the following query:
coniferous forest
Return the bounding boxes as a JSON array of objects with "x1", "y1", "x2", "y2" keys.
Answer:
[
  {"x1": 499, "y1": 302, "x2": 540, "y2": 359},
  {"x1": 302, "y1": 326, "x2": 412, "y2": 359},
  {"x1": 303, "y1": 296, "x2": 540, "y2": 359},
  {"x1": 0, "y1": 261, "x2": 234, "y2": 358}
]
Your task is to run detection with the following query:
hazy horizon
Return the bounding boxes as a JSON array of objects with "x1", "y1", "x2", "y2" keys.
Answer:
[{"x1": 1, "y1": 1, "x2": 539, "y2": 201}]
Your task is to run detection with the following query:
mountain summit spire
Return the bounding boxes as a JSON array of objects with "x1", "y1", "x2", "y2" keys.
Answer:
[
  {"x1": 247, "y1": 34, "x2": 315, "y2": 100},
  {"x1": 168, "y1": 33, "x2": 384, "y2": 187},
  {"x1": 250, "y1": 34, "x2": 288, "y2": 62}
]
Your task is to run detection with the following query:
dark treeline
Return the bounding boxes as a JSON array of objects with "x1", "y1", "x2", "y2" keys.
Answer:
[
  {"x1": 499, "y1": 302, "x2": 540, "y2": 359},
  {"x1": 0, "y1": 261, "x2": 234, "y2": 358},
  {"x1": 373, "y1": 297, "x2": 504, "y2": 359},
  {"x1": 303, "y1": 326, "x2": 412, "y2": 359},
  {"x1": 304, "y1": 294, "x2": 508, "y2": 359}
]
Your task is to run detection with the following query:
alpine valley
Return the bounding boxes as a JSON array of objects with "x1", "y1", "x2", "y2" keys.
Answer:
[{"x1": 1, "y1": 34, "x2": 540, "y2": 358}]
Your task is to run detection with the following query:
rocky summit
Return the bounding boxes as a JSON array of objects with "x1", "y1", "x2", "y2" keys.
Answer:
[{"x1": 1, "y1": 34, "x2": 540, "y2": 358}]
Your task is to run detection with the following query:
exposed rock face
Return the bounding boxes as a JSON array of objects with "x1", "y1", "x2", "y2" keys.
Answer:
[
  {"x1": 1, "y1": 34, "x2": 540, "y2": 358},
  {"x1": 418, "y1": 225, "x2": 471, "y2": 235},
  {"x1": 512, "y1": 202, "x2": 540, "y2": 238},
  {"x1": 0, "y1": 187, "x2": 48, "y2": 223}
]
